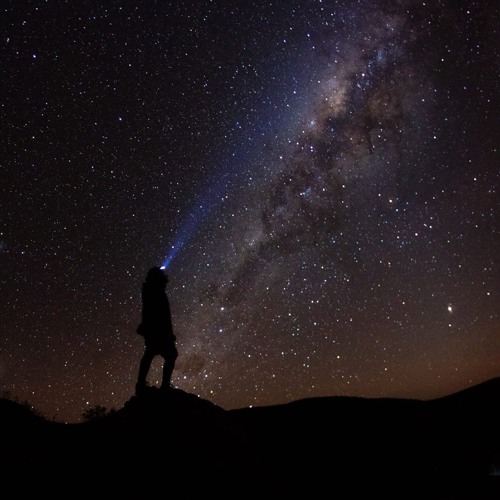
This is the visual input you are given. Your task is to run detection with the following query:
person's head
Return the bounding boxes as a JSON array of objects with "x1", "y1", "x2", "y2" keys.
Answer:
[{"x1": 145, "y1": 266, "x2": 169, "y2": 286}]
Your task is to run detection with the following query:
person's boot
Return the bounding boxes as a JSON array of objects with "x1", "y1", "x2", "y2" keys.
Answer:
[
  {"x1": 136, "y1": 382, "x2": 148, "y2": 396},
  {"x1": 160, "y1": 382, "x2": 173, "y2": 392}
]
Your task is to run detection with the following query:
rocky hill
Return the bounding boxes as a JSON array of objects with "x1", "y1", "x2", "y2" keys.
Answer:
[{"x1": 2, "y1": 379, "x2": 500, "y2": 497}]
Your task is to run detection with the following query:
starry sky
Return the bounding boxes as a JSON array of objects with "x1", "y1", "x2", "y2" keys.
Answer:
[{"x1": 1, "y1": 0, "x2": 499, "y2": 423}]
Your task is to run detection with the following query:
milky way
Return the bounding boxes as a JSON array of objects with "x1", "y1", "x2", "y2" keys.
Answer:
[{"x1": 1, "y1": 1, "x2": 498, "y2": 422}]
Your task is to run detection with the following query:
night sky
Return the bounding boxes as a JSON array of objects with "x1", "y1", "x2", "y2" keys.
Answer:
[{"x1": 1, "y1": 0, "x2": 499, "y2": 423}]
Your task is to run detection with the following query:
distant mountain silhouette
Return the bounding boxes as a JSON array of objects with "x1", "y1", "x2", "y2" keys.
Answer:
[{"x1": 2, "y1": 380, "x2": 500, "y2": 497}]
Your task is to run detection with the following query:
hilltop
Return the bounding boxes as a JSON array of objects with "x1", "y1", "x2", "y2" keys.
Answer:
[{"x1": 1, "y1": 379, "x2": 500, "y2": 497}]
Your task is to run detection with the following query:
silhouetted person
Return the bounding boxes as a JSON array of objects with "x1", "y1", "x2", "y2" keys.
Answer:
[{"x1": 136, "y1": 266, "x2": 178, "y2": 395}]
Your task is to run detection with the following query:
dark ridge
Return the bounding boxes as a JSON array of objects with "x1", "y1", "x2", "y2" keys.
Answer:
[
  {"x1": 1, "y1": 379, "x2": 499, "y2": 497},
  {"x1": 431, "y1": 376, "x2": 500, "y2": 405},
  {"x1": 0, "y1": 397, "x2": 46, "y2": 427}
]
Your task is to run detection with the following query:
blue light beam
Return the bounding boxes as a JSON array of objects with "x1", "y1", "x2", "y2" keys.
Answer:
[
  {"x1": 161, "y1": 167, "x2": 234, "y2": 270},
  {"x1": 161, "y1": 200, "x2": 211, "y2": 269}
]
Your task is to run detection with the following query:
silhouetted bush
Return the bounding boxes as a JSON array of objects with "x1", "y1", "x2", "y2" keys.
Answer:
[
  {"x1": 1, "y1": 390, "x2": 46, "y2": 419},
  {"x1": 82, "y1": 404, "x2": 113, "y2": 421}
]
